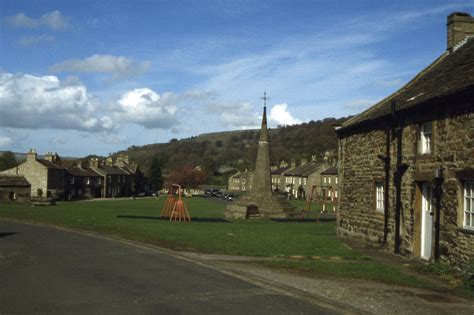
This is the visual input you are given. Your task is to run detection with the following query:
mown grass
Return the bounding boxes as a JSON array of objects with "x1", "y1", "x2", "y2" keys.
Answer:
[
  {"x1": 0, "y1": 197, "x2": 458, "y2": 291},
  {"x1": 0, "y1": 197, "x2": 353, "y2": 257}
]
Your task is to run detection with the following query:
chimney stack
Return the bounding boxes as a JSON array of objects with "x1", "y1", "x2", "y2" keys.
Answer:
[
  {"x1": 90, "y1": 158, "x2": 99, "y2": 169},
  {"x1": 27, "y1": 149, "x2": 37, "y2": 162},
  {"x1": 447, "y1": 12, "x2": 474, "y2": 51},
  {"x1": 44, "y1": 152, "x2": 54, "y2": 162},
  {"x1": 106, "y1": 156, "x2": 113, "y2": 167}
]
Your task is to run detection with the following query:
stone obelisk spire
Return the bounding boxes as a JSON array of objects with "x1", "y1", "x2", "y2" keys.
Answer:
[
  {"x1": 225, "y1": 92, "x2": 295, "y2": 219},
  {"x1": 253, "y1": 95, "x2": 272, "y2": 195}
]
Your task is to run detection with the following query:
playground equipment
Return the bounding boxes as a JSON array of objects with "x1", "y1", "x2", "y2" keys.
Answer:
[
  {"x1": 300, "y1": 185, "x2": 316, "y2": 219},
  {"x1": 169, "y1": 184, "x2": 191, "y2": 222},
  {"x1": 316, "y1": 187, "x2": 338, "y2": 222},
  {"x1": 161, "y1": 187, "x2": 176, "y2": 218},
  {"x1": 299, "y1": 185, "x2": 338, "y2": 221}
]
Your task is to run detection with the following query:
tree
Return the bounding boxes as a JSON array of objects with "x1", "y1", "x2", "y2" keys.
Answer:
[
  {"x1": 149, "y1": 157, "x2": 164, "y2": 191},
  {"x1": 0, "y1": 151, "x2": 17, "y2": 171},
  {"x1": 166, "y1": 164, "x2": 208, "y2": 188}
]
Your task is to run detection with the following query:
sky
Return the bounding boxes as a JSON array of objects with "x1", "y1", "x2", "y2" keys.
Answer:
[{"x1": 0, "y1": 0, "x2": 473, "y2": 157}]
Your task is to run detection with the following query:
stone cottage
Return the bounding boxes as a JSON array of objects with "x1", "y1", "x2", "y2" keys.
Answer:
[
  {"x1": 66, "y1": 162, "x2": 103, "y2": 200},
  {"x1": 336, "y1": 12, "x2": 474, "y2": 269},
  {"x1": 227, "y1": 170, "x2": 253, "y2": 192},
  {"x1": 1, "y1": 149, "x2": 67, "y2": 199},
  {"x1": 89, "y1": 157, "x2": 132, "y2": 198},
  {"x1": 320, "y1": 167, "x2": 339, "y2": 201},
  {"x1": 0, "y1": 175, "x2": 31, "y2": 202}
]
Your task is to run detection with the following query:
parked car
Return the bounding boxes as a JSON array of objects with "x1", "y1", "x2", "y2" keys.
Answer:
[{"x1": 225, "y1": 193, "x2": 235, "y2": 201}]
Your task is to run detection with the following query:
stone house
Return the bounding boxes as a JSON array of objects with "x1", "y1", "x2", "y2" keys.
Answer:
[
  {"x1": 271, "y1": 161, "x2": 289, "y2": 192},
  {"x1": 66, "y1": 162, "x2": 103, "y2": 200},
  {"x1": 227, "y1": 170, "x2": 253, "y2": 192},
  {"x1": 320, "y1": 167, "x2": 339, "y2": 201},
  {"x1": 89, "y1": 157, "x2": 131, "y2": 198},
  {"x1": 1, "y1": 150, "x2": 67, "y2": 199},
  {"x1": 284, "y1": 160, "x2": 322, "y2": 199},
  {"x1": 0, "y1": 175, "x2": 31, "y2": 202},
  {"x1": 335, "y1": 12, "x2": 474, "y2": 269},
  {"x1": 114, "y1": 154, "x2": 145, "y2": 195}
]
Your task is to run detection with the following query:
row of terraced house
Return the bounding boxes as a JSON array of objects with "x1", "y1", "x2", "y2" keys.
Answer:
[
  {"x1": 228, "y1": 153, "x2": 339, "y2": 202},
  {"x1": 0, "y1": 149, "x2": 146, "y2": 202}
]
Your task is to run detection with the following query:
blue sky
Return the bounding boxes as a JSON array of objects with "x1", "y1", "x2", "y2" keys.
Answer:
[{"x1": 0, "y1": 0, "x2": 473, "y2": 157}]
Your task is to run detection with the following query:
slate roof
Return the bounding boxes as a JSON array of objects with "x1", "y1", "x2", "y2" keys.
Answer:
[
  {"x1": 321, "y1": 167, "x2": 338, "y2": 175},
  {"x1": 284, "y1": 162, "x2": 320, "y2": 177},
  {"x1": 0, "y1": 175, "x2": 30, "y2": 187},
  {"x1": 271, "y1": 166, "x2": 289, "y2": 175},
  {"x1": 93, "y1": 165, "x2": 128, "y2": 176},
  {"x1": 340, "y1": 38, "x2": 474, "y2": 132},
  {"x1": 67, "y1": 166, "x2": 101, "y2": 177},
  {"x1": 37, "y1": 159, "x2": 66, "y2": 170}
]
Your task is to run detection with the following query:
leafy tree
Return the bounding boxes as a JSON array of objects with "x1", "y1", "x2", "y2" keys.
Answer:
[
  {"x1": 166, "y1": 164, "x2": 208, "y2": 188},
  {"x1": 149, "y1": 157, "x2": 164, "y2": 191},
  {"x1": 0, "y1": 151, "x2": 17, "y2": 171}
]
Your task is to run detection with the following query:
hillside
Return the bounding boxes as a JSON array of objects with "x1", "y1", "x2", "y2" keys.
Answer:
[{"x1": 118, "y1": 116, "x2": 349, "y2": 179}]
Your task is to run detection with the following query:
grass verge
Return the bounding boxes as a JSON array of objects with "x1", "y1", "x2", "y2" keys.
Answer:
[{"x1": 0, "y1": 197, "x2": 468, "y2": 293}]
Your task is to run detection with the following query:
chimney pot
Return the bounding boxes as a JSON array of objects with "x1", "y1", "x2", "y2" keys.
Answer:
[{"x1": 447, "y1": 12, "x2": 474, "y2": 51}]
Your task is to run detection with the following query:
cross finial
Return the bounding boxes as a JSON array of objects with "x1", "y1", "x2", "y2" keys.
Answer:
[{"x1": 261, "y1": 91, "x2": 270, "y2": 107}]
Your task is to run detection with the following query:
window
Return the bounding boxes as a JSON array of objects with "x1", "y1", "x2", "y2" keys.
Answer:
[
  {"x1": 375, "y1": 182, "x2": 384, "y2": 212},
  {"x1": 328, "y1": 177, "x2": 332, "y2": 184},
  {"x1": 464, "y1": 182, "x2": 474, "y2": 230},
  {"x1": 323, "y1": 176, "x2": 327, "y2": 184},
  {"x1": 70, "y1": 177, "x2": 75, "y2": 185},
  {"x1": 334, "y1": 190, "x2": 338, "y2": 198},
  {"x1": 303, "y1": 178, "x2": 307, "y2": 185},
  {"x1": 85, "y1": 177, "x2": 90, "y2": 185},
  {"x1": 335, "y1": 177, "x2": 338, "y2": 184},
  {"x1": 419, "y1": 122, "x2": 432, "y2": 154}
]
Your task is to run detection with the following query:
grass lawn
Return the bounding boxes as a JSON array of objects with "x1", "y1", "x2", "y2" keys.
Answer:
[
  {"x1": 0, "y1": 197, "x2": 353, "y2": 258},
  {"x1": 0, "y1": 197, "x2": 468, "y2": 293}
]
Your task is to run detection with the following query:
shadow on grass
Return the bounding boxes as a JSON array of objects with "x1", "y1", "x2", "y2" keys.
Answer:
[
  {"x1": 116, "y1": 215, "x2": 231, "y2": 223},
  {"x1": 0, "y1": 232, "x2": 17, "y2": 238}
]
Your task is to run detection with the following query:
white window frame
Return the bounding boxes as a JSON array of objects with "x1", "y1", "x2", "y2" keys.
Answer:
[
  {"x1": 335, "y1": 177, "x2": 338, "y2": 184},
  {"x1": 328, "y1": 177, "x2": 332, "y2": 184},
  {"x1": 464, "y1": 181, "x2": 474, "y2": 230},
  {"x1": 323, "y1": 176, "x2": 327, "y2": 184},
  {"x1": 375, "y1": 182, "x2": 384, "y2": 212},
  {"x1": 420, "y1": 122, "x2": 432, "y2": 154}
]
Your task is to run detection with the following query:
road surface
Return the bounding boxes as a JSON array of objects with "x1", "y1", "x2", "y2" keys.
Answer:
[{"x1": 0, "y1": 220, "x2": 336, "y2": 314}]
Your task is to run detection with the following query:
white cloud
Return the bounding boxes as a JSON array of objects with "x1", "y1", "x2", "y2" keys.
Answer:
[
  {"x1": 269, "y1": 104, "x2": 301, "y2": 126},
  {"x1": 115, "y1": 88, "x2": 178, "y2": 129},
  {"x1": 50, "y1": 54, "x2": 151, "y2": 80},
  {"x1": 40, "y1": 10, "x2": 69, "y2": 31},
  {"x1": 16, "y1": 34, "x2": 55, "y2": 46},
  {"x1": 0, "y1": 72, "x2": 112, "y2": 131},
  {"x1": 0, "y1": 135, "x2": 13, "y2": 147},
  {"x1": 6, "y1": 10, "x2": 69, "y2": 31}
]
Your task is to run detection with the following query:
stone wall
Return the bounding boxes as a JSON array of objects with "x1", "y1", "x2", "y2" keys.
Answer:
[
  {"x1": 2, "y1": 160, "x2": 48, "y2": 198},
  {"x1": 338, "y1": 102, "x2": 474, "y2": 270}
]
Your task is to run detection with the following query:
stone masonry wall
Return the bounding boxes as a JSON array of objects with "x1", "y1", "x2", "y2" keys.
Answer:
[
  {"x1": 1, "y1": 160, "x2": 48, "y2": 198},
  {"x1": 338, "y1": 104, "x2": 473, "y2": 270}
]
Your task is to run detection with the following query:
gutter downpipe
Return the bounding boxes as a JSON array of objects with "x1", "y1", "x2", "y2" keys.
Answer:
[
  {"x1": 393, "y1": 100, "x2": 402, "y2": 254},
  {"x1": 382, "y1": 123, "x2": 391, "y2": 245}
]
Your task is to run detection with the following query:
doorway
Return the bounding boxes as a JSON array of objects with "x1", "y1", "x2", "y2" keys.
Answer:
[{"x1": 420, "y1": 182, "x2": 433, "y2": 260}]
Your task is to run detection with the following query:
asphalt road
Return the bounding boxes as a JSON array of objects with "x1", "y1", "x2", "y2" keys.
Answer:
[{"x1": 0, "y1": 221, "x2": 335, "y2": 314}]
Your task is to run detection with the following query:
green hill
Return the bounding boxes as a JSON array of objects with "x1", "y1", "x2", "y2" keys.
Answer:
[{"x1": 117, "y1": 117, "x2": 349, "y2": 182}]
